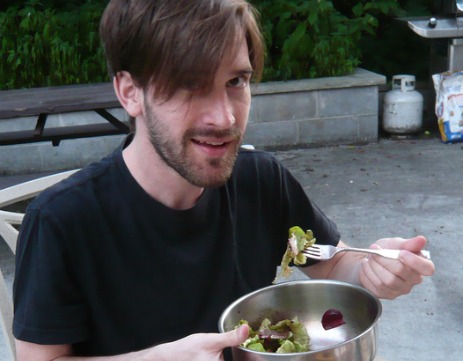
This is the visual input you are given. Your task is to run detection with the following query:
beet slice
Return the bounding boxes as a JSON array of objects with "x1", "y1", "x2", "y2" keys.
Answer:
[{"x1": 321, "y1": 309, "x2": 346, "y2": 330}]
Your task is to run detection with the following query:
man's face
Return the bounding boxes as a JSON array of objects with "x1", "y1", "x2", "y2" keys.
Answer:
[{"x1": 142, "y1": 39, "x2": 253, "y2": 187}]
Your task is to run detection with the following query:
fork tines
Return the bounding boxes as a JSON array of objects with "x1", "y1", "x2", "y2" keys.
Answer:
[{"x1": 302, "y1": 245, "x2": 322, "y2": 260}]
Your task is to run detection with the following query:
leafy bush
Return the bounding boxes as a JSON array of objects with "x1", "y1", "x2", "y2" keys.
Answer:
[
  {"x1": 252, "y1": 0, "x2": 401, "y2": 81},
  {"x1": 0, "y1": 0, "x2": 107, "y2": 90},
  {"x1": 0, "y1": 0, "x2": 435, "y2": 89}
]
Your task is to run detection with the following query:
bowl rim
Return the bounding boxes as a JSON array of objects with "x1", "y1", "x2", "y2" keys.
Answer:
[{"x1": 218, "y1": 279, "x2": 382, "y2": 356}]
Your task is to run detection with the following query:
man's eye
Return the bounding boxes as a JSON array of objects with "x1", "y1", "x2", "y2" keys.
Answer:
[{"x1": 227, "y1": 76, "x2": 248, "y2": 88}]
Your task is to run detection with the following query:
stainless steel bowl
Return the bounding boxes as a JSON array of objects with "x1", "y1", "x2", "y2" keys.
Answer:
[{"x1": 218, "y1": 280, "x2": 382, "y2": 361}]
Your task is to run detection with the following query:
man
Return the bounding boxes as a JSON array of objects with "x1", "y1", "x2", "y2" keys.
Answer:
[{"x1": 13, "y1": 0, "x2": 435, "y2": 360}]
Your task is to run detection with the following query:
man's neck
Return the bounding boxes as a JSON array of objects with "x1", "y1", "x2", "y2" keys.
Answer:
[{"x1": 122, "y1": 135, "x2": 204, "y2": 210}]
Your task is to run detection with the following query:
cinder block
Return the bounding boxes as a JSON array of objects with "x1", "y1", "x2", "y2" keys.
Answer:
[
  {"x1": 49, "y1": 108, "x2": 128, "y2": 127},
  {"x1": 244, "y1": 120, "x2": 299, "y2": 148},
  {"x1": 249, "y1": 91, "x2": 317, "y2": 123},
  {"x1": 318, "y1": 87, "x2": 378, "y2": 118},
  {"x1": 299, "y1": 117, "x2": 362, "y2": 146},
  {"x1": 357, "y1": 114, "x2": 379, "y2": 141},
  {"x1": 0, "y1": 135, "x2": 125, "y2": 174},
  {"x1": 0, "y1": 116, "x2": 37, "y2": 132}
]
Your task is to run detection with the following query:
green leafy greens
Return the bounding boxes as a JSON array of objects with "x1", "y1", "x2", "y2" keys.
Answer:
[
  {"x1": 238, "y1": 317, "x2": 310, "y2": 353},
  {"x1": 273, "y1": 226, "x2": 316, "y2": 283}
]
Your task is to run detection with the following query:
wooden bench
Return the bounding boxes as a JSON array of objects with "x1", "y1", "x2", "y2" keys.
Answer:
[{"x1": 0, "y1": 83, "x2": 131, "y2": 146}]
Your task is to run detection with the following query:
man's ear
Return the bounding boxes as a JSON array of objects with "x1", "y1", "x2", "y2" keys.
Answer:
[{"x1": 113, "y1": 71, "x2": 143, "y2": 117}]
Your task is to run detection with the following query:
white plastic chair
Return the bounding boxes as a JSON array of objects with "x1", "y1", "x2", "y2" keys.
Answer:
[{"x1": 0, "y1": 169, "x2": 78, "y2": 360}]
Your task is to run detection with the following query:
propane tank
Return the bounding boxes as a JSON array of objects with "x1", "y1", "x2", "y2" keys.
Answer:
[{"x1": 383, "y1": 75, "x2": 423, "y2": 135}]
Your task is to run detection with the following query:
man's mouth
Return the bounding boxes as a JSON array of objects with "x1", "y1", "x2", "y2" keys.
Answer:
[
  {"x1": 188, "y1": 127, "x2": 241, "y2": 150},
  {"x1": 194, "y1": 139, "x2": 227, "y2": 147},
  {"x1": 191, "y1": 138, "x2": 235, "y2": 158}
]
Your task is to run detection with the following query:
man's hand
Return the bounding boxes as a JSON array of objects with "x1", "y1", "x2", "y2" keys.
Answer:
[
  {"x1": 358, "y1": 236, "x2": 435, "y2": 299},
  {"x1": 152, "y1": 324, "x2": 250, "y2": 361},
  {"x1": 16, "y1": 324, "x2": 250, "y2": 361}
]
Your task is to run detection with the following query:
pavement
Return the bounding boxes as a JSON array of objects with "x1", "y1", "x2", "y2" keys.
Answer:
[{"x1": 1, "y1": 134, "x2": 461, "y2": 360}]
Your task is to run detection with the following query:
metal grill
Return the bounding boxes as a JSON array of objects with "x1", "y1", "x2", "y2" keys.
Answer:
[{"x1": 407, "y1": 0, "x2": 463, "y2": 72}]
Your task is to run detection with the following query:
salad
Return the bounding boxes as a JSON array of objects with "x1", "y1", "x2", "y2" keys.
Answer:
[
  {"x1": 238, "y1": 317, "x2": 310, "y2": 353},
  {"x1": 273, "y1": 226, "x2": 316, "y2": 283}
]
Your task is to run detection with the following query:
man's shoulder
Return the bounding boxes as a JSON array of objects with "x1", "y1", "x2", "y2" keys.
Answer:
[
  {"x1": 231, "y1": 148, "x2": 289, "y2": 189},
  {"x1": 235, "y1": 148, "x2": 280, "y2": 169},
  {"x1": 30, "y1": 152, "x2": 119, "y2": 212}
]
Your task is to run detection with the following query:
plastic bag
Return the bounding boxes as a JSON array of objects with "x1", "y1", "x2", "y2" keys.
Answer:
[{"x1": 432, "y1": 71, "x2": 463, "y2": 143}]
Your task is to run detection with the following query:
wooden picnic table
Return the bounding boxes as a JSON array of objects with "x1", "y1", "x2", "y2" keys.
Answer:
[{"x1": 0, "y1": 83, "x2": 130, "y2": 146}]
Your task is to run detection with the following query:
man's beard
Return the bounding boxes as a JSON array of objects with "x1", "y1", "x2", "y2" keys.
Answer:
[{"x1": 144, "y1": 103, "x2": 242, "y2": 187}]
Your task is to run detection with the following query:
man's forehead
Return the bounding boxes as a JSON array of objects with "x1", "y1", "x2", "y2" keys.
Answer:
[{"x1": 220, "y1": 34, "x2": 252, "y2": 70}]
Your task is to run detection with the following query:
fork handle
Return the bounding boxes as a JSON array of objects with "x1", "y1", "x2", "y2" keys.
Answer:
[
  {"x1": 343, "y1": 248, "x2": 400, "y2": 259},
  {"x1": 343, "y1": 248, "x2": 431, "y2": 260}
]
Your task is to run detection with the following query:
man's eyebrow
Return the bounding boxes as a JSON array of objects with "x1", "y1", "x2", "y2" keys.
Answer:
[{"x1": 233, "y1": 69, "x2": 254, "y2": 76}]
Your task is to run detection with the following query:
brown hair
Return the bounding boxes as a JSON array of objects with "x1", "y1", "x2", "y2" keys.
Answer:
[{"x1": 99, "y1": 0, "x2": 265, "y2": 100}]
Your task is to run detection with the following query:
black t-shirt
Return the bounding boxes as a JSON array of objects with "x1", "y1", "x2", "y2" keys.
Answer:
[{"x1": 13, "y1": 141, "x2": 340, "y2": 356}]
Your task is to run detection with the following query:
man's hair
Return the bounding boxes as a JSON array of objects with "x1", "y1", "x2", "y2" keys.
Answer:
[{"x1": 99, "y1": 0, "x2": 265, "y2": 100}]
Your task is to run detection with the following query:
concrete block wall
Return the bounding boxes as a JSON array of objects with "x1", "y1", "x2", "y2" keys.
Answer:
[
  {"x1": 0, "y1": 69, "x2": 385, "y2": 174},
  {"x1": 245, "y1": 68, "x2": 386, "y2": 149}
]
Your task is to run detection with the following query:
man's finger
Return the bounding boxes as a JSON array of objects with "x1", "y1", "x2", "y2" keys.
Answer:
[
  {"x1": 400, "y1": 235, "x2": 427, "y2": 253},
  {"x1": 399, "y1": 250, "x2": 435, "y2": 276},
  {"x1": 214, "y1": 324, "x2": 249, "y2": 350}
]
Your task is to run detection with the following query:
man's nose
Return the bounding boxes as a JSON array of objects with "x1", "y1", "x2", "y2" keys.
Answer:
[{"x1": 201, "y1": 92, "x2": 236, "y2": 128}]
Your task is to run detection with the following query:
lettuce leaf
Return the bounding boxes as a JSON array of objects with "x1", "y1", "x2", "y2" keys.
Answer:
[
  {"x1": 276, "y1": 340, "x2": 296, "y2": 353},
  {"x1": 238, "y1": 317, "x2": 310, "y2": 353},
  {"x1": 273, "y1": 226, "x2": 316, "y2": 283}
]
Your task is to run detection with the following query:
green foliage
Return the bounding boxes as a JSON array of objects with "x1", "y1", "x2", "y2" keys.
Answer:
[
  {"x1": 0, "y1": 0, "x2": 107, "y2": 90},
  {"x1": 0, "y1": 0, "x2": 101, "y2": 12},
  {"x1": 252, "y1": 0, "x2": 401, "y2": 81},
  {"x1": 356, "y1": 0, "x2": 434, "y2": 80},
  {"x1": 0, "y1": 0, "x2": 437, "y2": 89}
]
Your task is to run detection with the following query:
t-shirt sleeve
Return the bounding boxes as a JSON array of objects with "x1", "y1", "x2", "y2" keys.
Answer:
[
  {"x1": 281, "y1": 165, "x2": 340, "y2": 247},
  {"x1": 236, "y1": 150, "x2": 340, "y2": 267},
  {"x1": 13, "y1": 207, "x2": 89, "y2": 345},
  {"x1": 235, "y1": 150, "x2": 340, "y2": 253}
]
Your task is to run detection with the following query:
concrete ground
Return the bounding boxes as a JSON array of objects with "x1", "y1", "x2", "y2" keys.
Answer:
[
  {"x1": 274, "y1": 135, "x2": 461, "y2": 360},
  {"x1": 1, "y1": 134, "x2": 461, "y2": 360}
]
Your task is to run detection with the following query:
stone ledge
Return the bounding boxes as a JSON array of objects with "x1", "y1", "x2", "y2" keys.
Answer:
[{"x1": 251, "y1": 68, "x2": 386, "y2": 95}]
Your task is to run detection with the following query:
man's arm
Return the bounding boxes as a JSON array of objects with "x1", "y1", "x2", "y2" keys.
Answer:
[
  {"x1": 302, "y1": 236, "x2": 435, "y2": 299},
  {"x1": 15, "y1": 339, "x2": 154, "y2": 361},
  {"x1": 15, "y1": 324, "x2": 250, "y2": 361},
  {"x1": 15, "y1": 340, "x2": 72, "y2": 361}
]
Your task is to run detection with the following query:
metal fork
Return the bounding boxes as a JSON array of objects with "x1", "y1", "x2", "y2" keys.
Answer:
[{"x1": 302, "y1": 244, "x2": 431, "y2": 261}]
